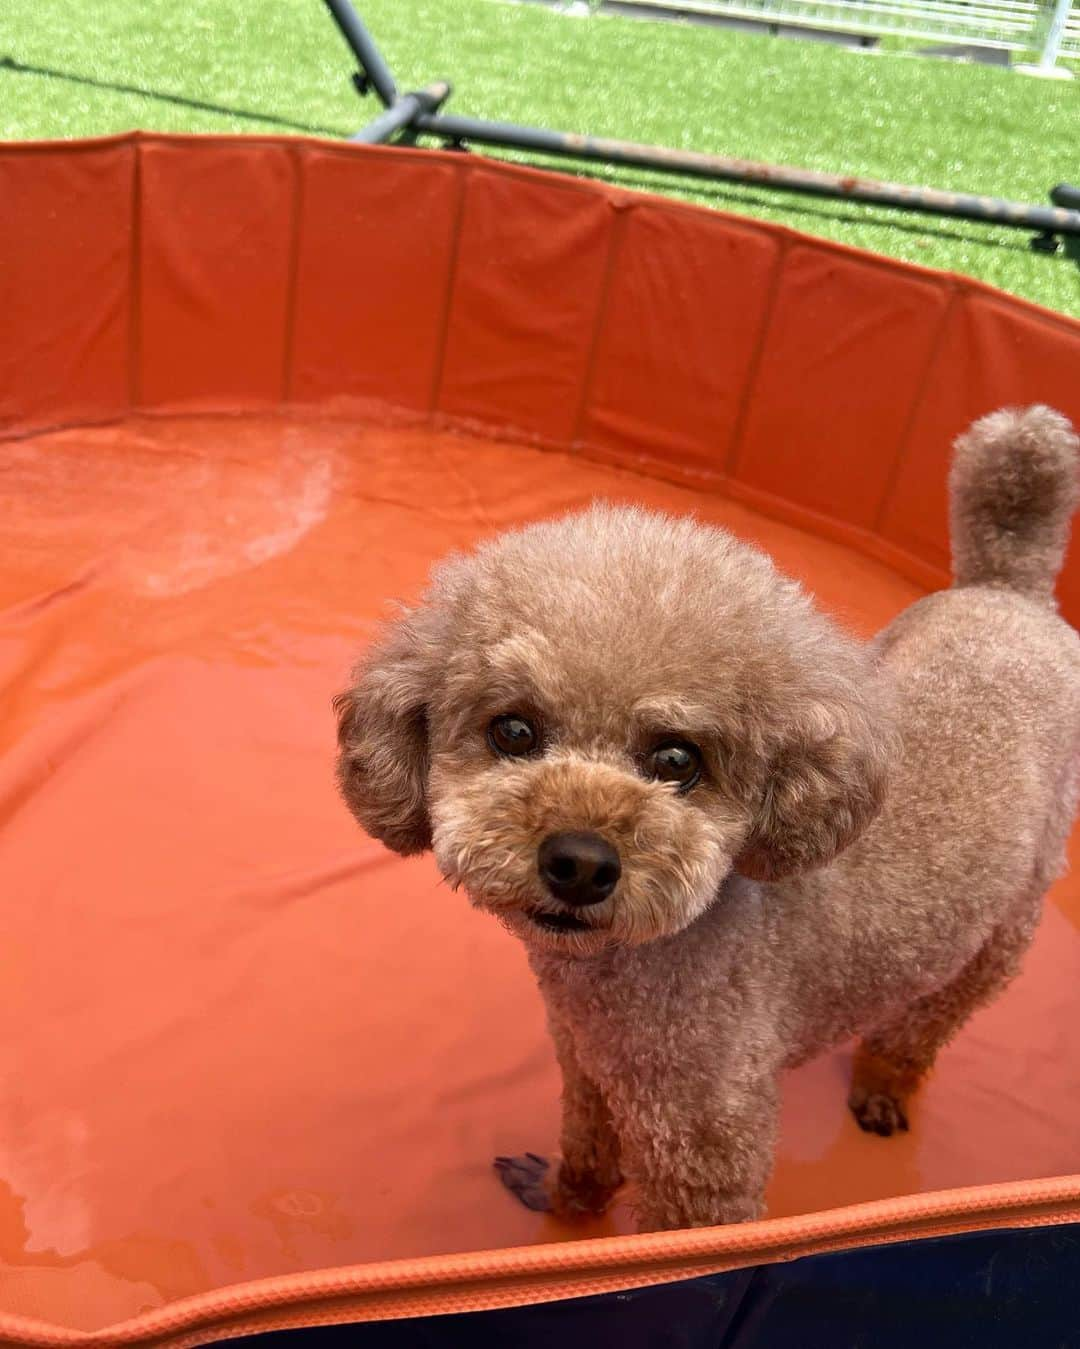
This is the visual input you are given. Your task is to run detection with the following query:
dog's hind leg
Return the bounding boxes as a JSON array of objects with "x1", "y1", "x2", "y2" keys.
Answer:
[{"x1": 848, "y1": 909, "x2": 1040, "y2": 1137}]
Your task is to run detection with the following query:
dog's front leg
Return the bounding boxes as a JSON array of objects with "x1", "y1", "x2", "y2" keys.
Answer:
[
  {"x1": 548, "y1": 1020, "x2": 623, "y2": 1218},
  {"x1": 615, "y1": 1078, "x2": 779, "y2": 1231}
]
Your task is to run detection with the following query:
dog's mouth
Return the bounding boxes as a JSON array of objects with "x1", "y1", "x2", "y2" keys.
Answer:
[{"x1": 526, "y1": 909, "x2": 596, "y2": 935}]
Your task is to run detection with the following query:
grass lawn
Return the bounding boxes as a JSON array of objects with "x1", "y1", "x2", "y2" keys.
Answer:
[{"x1": 2, "y1": 0, "x2": 1077, "y2": 316}]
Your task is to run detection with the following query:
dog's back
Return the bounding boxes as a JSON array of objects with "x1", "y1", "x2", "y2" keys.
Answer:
[
  {"x1": 802, "y1": 408, "x2": 1080, "y2": 1037},
  {"x1": 884, "y1": 404, "x2": 1080, "y2": 891}
]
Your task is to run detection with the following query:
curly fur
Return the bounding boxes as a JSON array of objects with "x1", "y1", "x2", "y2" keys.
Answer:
[
  {"x1": 336, "y1": 405, "x2": 1080, "y2": 1231},
  {"x1": 951, "y1": 405, "x2": 1080, "y2": 600}
]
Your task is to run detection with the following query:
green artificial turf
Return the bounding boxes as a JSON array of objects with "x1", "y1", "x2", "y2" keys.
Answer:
[{"x1": 2, "y1": 0, "x2": 1078, "y2": 315}]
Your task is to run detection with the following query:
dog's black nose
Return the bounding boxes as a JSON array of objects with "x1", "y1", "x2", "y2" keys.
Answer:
[{"x1": 538, "y1": 832, "x2": 621, "y2": 907}]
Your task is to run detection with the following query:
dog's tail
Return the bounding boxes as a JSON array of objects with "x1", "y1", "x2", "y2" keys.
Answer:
[{"x1": 949, "y1": 405, "x2": 1079, "y2": 602}]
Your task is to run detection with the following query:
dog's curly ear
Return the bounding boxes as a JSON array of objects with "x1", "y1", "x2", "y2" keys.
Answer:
[
  {"x1": 334, "y1": 607, "x2": 442, "y2": 856},
  {"x1": 736, "y1": 671, "x2": 893, "y2": 884}
]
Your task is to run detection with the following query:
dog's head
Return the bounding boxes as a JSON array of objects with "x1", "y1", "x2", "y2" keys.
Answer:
[{"x1": 335, "y1": 506, "x2": 892, "y2": 955}]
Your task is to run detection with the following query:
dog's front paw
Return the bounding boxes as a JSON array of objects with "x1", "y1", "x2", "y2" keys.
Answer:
[
  {"x1": 550, "y1": 1160, "x2": 620, "y2": 1218},
  {"x1": 848, "y1": 1088, "x2": 910, "y2": 1137},
  {"x1": 494, "y1": 1153, "x2": 553, "y2": 1212},
  {"x1": 494, "y1": 1154, "x2": 618, "y2": 1218}
]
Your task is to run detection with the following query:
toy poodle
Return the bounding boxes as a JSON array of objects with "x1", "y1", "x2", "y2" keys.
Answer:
[{"x1": 335, "y1": 405, "x2": 1080, "y2": 1231}]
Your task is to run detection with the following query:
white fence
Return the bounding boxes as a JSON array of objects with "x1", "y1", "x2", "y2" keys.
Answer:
[{"x1": 605, "y1": 0, "x2": 1079, "y2": 67}]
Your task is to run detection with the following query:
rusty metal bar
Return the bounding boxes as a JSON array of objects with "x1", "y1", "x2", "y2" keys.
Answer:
[{"x1": 414, "y1": 111, "x2": 1080, "y2": 238}]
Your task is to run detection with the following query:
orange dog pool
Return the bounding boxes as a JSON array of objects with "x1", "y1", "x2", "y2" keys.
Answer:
[{"x1": 2, "y1": 134, "x2": 1079, "y2": 1347}]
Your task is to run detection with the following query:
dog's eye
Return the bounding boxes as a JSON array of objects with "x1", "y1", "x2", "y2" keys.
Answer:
[
  {"x1": 488, "y1": 714, "x2": 540, "y2": 758},
  {"x1": 645, "y1": 740, "x2": 702, "y2": 791}
]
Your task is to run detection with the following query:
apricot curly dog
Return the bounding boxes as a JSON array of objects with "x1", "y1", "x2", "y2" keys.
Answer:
[{"x1": 335, "y1": 406, "x2": 1080, "y2": 1231}]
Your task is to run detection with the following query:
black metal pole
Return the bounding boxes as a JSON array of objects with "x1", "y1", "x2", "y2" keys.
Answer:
[
  {"x1": 322, "y1": 0, "x2": 398, "y2": 106},
  {"x1": 413, "y1": 112, "x2": 1080, "y2": 238}
]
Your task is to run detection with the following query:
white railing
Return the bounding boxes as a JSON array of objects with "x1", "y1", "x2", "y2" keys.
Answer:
[
  {"x1": 604, "y1": 0, "x2": 1078, "y2": 68},
  {"x1": 1028, "y1": 0, "x2": 1080, "y2": 66}
]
